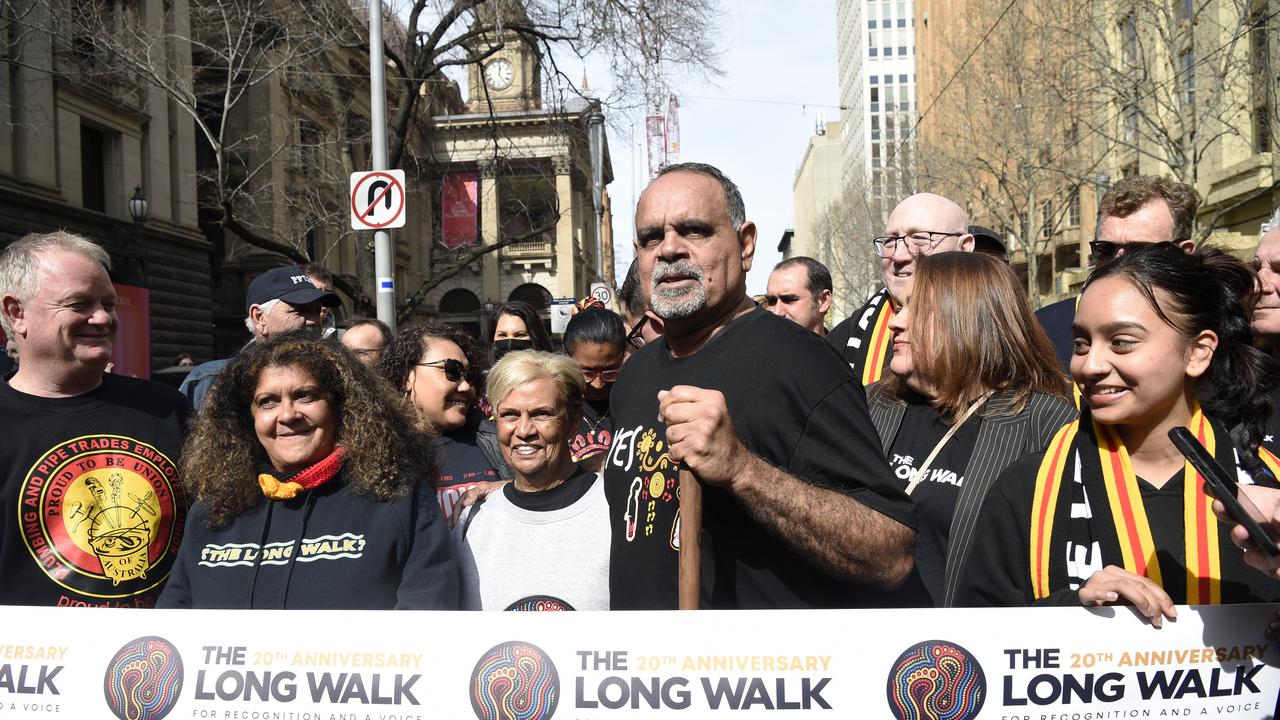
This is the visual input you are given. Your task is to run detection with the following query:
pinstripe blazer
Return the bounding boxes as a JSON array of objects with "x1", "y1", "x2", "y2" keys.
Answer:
[{"x1": 867, "y1": 383, "x2": 1076, "y2": 607}]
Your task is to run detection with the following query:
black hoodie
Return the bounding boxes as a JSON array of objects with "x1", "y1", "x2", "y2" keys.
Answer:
[{"x1": 157, "y1": 472, "x2": 459, "y2": 609}]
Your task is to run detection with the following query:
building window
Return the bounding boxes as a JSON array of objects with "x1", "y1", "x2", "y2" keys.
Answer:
[
  {"x1": 870, "y1": 75, "x2": 879, "y2": 85},
  {"x1": 1124, "y1": 102, "x2": 1138, "y2": 142},
  {"x1": 1251, "y1": 8, "x2": 1272, "y2": 152},
  {"x1": 1122, "y1": 13, "x2": 1138, "y2": 65},
  {"x1": 871, "y1": 103, "x2": 880, "y2": 112},
  {"x1": 870, "y1": 47, "x2": 878, "y2": 57},
  {"x1": 897, "y1": 18, "x2": 906, "y2": 27},
  {"x1": 898, "y1": 46, "x2": 907, "y2": 55},
  {"x1": 884, "y1": 47, "x2": 893, "y2": 56},
  {"x1": 80, "y1": 124, "x2": 107, "y2": 213},
  {"x1": 1180, "y1": 48, "x2": 1195, "y2": 107},
  {"x1": 868, "y1": 19, "x2": 876, "y2": 28},
  {"x1": 900, "y1": 74, "x2": 908, "y2": 83},
  {"x1": 1068, "y1": 189, "x2": 1081, "y2": 227},
  {"x1": 1256, "y1": 106, "x2": 1272, "y2": 153},
  {"x1": 870, "y1": 87, "x2": 879, "y2": 102},
  {"x1": 1121, "y1": 160, "x2": 1138, "y2": 178},
  {"x1": 899, "y1": 85, "x2": 909, "y2": 104}
]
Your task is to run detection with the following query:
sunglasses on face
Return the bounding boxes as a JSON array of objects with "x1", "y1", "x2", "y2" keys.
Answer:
[
  {"x1": 1088, "y1": 240, "x2": 1153, "y2": 264},
  {"x1": 582, "y1": 368, "x2": 622, "y2": 383},
  {"x1": 417, "y1": 358, "x2": 473, "y2": 384}
]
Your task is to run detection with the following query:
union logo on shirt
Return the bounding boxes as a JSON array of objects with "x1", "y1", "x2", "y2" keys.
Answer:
[{"x1": 19, "y1": 435, "x2": 184, "y2": 601}]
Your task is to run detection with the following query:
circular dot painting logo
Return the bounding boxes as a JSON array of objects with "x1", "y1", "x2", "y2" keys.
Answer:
[
  {"x1": 103, "y1": 636, "x2": 184, "y2": 720},
  {"x1": 886, "y1": 640, "x2": 986, "y2": 720},
  {"x1": 470, "y1": 641, "x2": 559, "y2": 720}
]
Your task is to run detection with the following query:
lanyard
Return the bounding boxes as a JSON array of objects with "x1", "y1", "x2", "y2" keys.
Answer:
[{"x1": 905, "y1": 391, "x2": 993, "y2": 496}]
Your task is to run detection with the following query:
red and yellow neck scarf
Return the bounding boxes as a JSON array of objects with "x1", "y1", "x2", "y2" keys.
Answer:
[
  {"x1": 1031, "y1": 405, "x2": 1233, "y2": 604},
  {"x1": 862, "y1": 300, "x2": 895, "y2": 386}
]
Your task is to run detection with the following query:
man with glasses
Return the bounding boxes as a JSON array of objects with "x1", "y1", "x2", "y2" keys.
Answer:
[
  {"x1": 1035, "y1": 175, "x2": 1197, "y2": 371},
  {"x1": 827, "y1": 193, "x2": 974, "y2": 385},
  {"x1": 765, "y1": 256, "x2": 833, "y2": 335},
  {"x1": 180, "y1": 265, "x2": 341, "y2": 409}
]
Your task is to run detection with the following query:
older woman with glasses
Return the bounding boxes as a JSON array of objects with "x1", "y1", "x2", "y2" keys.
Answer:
[
  {"x1": 378, "y1": 322, "x2": 511, "y2": 519},
  {"x1": 563, "y1": 306, "x2": 627, "y2": 471},
  {"x1": 454, "y1": 350, "x2": 610, "y2": 610}
]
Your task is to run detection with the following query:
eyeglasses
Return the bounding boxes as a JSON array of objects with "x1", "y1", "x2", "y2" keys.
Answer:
[
  {"x1": 417, "y1": 358, "x2": 473, "y2": 384},
  {"x1": 581, "y1": 367, "x2": 622, "y2": 383},
  {"x1": 1088, "y1": 240, "x2": 1152, "y2": 265},
  {"x1": 872, "y1": 231, "x2": 964, "y2": 258},
  {"x1": 625, "y1": 316, "x2": 649, "y2": 350}
]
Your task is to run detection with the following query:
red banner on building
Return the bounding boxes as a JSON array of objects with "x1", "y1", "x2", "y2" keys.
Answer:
[
  {"x1": 111, "y1": 283, "x2": 150, "y2": 379},
  {"x1": 441, "y1": 172, "x2": 479, "y2": 249}
]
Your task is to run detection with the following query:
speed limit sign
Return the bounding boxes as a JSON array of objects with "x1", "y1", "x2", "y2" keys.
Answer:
[{"x1": 589, "y1": 282, "x2": 614, "y2": 307}]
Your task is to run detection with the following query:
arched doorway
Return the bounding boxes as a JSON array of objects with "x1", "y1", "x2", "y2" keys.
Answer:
[{"x1": 508, "y1": 283, "x2": 552, "y2": 310}]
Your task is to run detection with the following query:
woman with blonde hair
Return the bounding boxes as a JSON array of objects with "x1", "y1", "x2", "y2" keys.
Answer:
[
  {"x1": 454, "y1": 350, "x2": 610, "y2": 610},
  {"x1": 869, "y1": 251, "x2": 1074, "y2": 607}
]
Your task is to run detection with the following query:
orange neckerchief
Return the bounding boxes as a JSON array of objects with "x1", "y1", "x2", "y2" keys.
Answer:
[{"x1": 258, "y1": 447, "x2": 346, "y2": 500}]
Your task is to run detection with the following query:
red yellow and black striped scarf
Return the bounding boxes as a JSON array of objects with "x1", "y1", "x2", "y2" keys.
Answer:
[{"x1": 1029, "y1": 404, "x2": 1280, "y2": 604}]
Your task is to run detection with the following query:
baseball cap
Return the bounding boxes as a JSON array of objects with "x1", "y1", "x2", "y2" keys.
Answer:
[
  {"x1": 968, "y1": 225, "x2": 1008, "y2": 260},
  {"x1": 245, "y1": 266, "x2": 341, "y2": 313}
]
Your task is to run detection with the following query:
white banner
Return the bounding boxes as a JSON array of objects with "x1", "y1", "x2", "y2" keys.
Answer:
[{"x1": 0, "y1": 604, "x2": 1277, "y2": 718}]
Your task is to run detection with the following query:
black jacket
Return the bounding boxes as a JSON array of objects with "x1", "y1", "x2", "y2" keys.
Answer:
[
  {"x1": 158, "y1": 471, "x2": 459, "y2": 609},
  {"x1": 867, "y1": 384, "x2": 1076, "y2": 606}
]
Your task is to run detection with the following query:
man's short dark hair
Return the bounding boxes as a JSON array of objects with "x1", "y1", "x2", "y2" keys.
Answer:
[
  {"x1": 344, "y1": 316, "x2": 392, "y2": 345},
  {"x1": 300, "y1": 262, "x2": 334, "y2": 286},
  {"x1": 654, "y1": 162, "x2": 746, "y2": 230},
  {"x1": 772, "y1": 256, "x2": 832, "y2": 296},
  {"x1": 618, "y1": 260, "x2": 646, "y2": 318},
  {"x1": 1098, "y1": 175, "x2": 1198, "y2": 244}
]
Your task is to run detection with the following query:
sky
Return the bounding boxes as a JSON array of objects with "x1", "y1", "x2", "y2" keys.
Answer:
[{"x1": 594, "y1": 0, "x2": 841, "y2": 295}]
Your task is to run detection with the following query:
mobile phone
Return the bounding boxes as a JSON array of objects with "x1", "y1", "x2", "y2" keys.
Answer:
[{"x1": 1169, "y1": 427, "x2": 1280, "y2": 556}]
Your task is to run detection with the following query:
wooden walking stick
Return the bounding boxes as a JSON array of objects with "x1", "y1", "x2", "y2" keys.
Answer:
[{"x1": 678, "y1": 467, "x2": 702, "y2": 610}]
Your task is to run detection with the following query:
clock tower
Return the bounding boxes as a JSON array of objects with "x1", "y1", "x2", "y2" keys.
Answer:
[{"x1": 466, "y1": 27, "x2": 542, "y2": 113}]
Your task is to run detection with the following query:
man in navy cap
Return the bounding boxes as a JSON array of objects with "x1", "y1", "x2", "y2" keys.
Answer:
[{"x1": 179, "y1": 265, "x2": 340, "y2": 409}]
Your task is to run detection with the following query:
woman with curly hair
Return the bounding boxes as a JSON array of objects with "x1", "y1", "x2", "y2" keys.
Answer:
[
  {"x1": 158, "y1": 331, "x2": 459, "y2": 609},
  {"x1": 378, "y1": 322, "x2": 511, "y2": 520}
]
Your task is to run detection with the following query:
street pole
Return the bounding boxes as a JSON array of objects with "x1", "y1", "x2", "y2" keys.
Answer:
[
  {"x1": 587, "y1": 105, "x2": 605, "y2": 281},
  {"x1": 368, "y1": 0, "x2": 396, "y2": 329}
]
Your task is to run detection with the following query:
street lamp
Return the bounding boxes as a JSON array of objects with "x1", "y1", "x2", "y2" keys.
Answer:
[
  {"x1": 586, "y1": 103, "x2": 605, "y2": 280},
  {"x1": 128, "y1": 186, "x2": 149, "y2": 227}
]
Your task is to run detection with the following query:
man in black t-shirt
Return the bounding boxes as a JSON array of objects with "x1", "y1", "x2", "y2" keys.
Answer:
[
  {"x1": 603, "y1": 162, "x2": 916, "y2": 609},
  {"x1": 0, "y1": 232, "x2": 190, "y2": 607}
]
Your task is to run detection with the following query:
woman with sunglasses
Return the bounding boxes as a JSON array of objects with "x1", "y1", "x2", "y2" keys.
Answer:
[
  {"x1": 562, "y1": 306, "x2": 627, "y2": 471},
  {"x1": 957, "y1": 245, "x2": 1280, "y2": 618},
  {"x1": 378, "y1": 322, "x2": 511, "y2": 519}
]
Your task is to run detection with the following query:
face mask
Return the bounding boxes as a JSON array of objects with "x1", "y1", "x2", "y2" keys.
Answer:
[{"x1": 493, "y1": 338, "x2": 534, "y2": 361}]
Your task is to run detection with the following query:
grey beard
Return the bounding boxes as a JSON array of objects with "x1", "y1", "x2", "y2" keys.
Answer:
[{"x1": 650, "y1": 261, "x2": 707, "y2": 320}]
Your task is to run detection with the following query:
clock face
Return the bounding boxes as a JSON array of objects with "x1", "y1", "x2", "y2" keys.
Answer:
[{"x1": 484, "y1": 59, "x2": 514, "y2": 91}]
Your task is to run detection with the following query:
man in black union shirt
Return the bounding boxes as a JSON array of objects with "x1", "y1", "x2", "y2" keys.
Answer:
[{"x1": 602, "y1": 162, "x2": 917, "y2": 609}]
